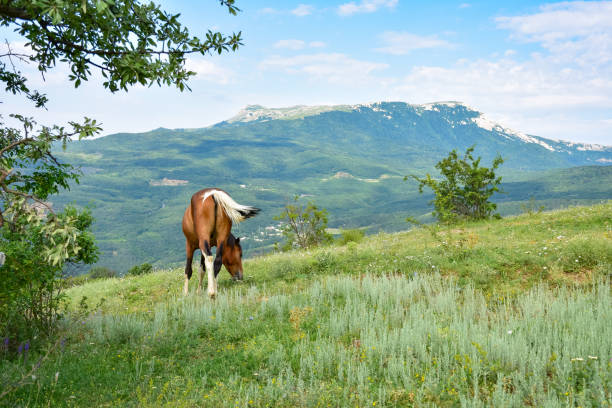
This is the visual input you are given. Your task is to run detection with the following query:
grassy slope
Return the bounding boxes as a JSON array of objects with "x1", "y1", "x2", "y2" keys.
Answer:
[{"x1": 2, "y1": 203, "x2": 611, "y2": 407}]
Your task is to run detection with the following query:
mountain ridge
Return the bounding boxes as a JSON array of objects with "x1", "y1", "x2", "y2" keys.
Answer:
[{"x1": 216, "y1": 101, "x2": 610, "y2": 154}]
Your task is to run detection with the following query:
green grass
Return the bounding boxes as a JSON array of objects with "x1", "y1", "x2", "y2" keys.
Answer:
[{"x1": 1, "y1": 203, "x2": 611, "y2": 407}]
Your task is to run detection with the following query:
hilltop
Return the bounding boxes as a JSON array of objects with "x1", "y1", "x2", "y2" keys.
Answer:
[
  {"x1": 2, "y1": 203, "x2": 610, "y2": 407},
  {"x1": 51, "y1": 101, "x2": 612, "y2": 271}
]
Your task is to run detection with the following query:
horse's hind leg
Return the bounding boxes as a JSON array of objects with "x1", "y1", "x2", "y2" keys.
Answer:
[
  {"x1": 197, "y1": 254, "x2": 205, "y2": 295},
  {"x1": 200, "y1": 239, "x2": 216, "y2": 298},
  {"x1": 184, "y1": 241, "x2": 196, "y2": 296}
]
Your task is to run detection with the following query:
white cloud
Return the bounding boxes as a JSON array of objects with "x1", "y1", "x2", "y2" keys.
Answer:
[
  {"x1": 338, "y1": 0, "x2": 398, "y2": 16},
  {"x1": 184, "y1": 59, "x2": 232, "y2": 84},
  {"x1": 459, "y1": 3, "x2": 471, "y2": 8},
  {"x1": 388, "y1": 51, "x2": 612, "y2": 142},
  {"x1": 495, "y1": 2, "x2": 612, "y2": 67},
  {"x1": 376, "y1": 31, "x2": 452, "y2": 55},
  {"x1": 292, "y1": 4, "x2": 314, "y2": 16},
  {"x1": 274, "y1": 39, "x2": 306, "y2": 50},
  {"x1": 259, "y1": 53, "x2": 388, "y2": 85}
]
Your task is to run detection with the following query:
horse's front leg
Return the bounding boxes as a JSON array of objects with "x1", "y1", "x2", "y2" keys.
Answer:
[{"x1": 214, "y1": 242, "x2": 224, "y2": 278}]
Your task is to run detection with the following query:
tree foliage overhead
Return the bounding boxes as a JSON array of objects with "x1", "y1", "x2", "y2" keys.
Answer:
[
  {"x1": 1, "y1": 0, "x2": 241, "y2": 94},
  {"x1": 409, "y1": 146, "x2": 504, "y2": 223}
]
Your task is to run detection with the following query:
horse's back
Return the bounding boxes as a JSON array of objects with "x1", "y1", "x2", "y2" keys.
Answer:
[{"x1": 183, "y1": 188, "x2": 231, "y2": 246}]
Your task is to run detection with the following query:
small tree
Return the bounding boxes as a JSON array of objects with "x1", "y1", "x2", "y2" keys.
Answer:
[
  {"x1": 0, "y1": 203, "x2": 97, "y2": 345},
  {"x1": 409, "y1": 146, "x2": 504, "y2": 223},
  {"x1": 274, "y1": 196, "x2": 332, "y2": 250}
]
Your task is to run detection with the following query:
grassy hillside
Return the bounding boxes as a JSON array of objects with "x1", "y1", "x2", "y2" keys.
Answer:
[{"x1": 2, "y1": 203, "x2": 610, "y2": 407}]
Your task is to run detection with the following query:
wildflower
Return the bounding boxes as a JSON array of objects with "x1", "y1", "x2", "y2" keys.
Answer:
[
  {"x1": 55, "y1": 372, "x2": 59, "y2": 383},
  {"x1": 571, "y1": 358, "x2": 584, "y2": 362},
  {"x1": 17, "y1": 344, "x2": 22, "y2": 354},
  {"x1": 24, "y1": 341, "x2": 29, "y2": 352},
  {"x1": 507, "y1": 330, "x2": 513, "y2": 335},
  {"x1": 588, "y1": 356, "x2": 598, "y2": 360},
  {"x1": 249, "y1": 316, "x2": 254, "y2": 321}
]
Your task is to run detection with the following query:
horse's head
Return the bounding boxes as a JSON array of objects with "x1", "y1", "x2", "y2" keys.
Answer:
[{"x1": 223, "y1": 234, "x2": 244, "y2": 281}]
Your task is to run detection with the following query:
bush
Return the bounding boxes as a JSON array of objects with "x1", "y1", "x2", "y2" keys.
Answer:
[
  {"x1": 127, "y1": 263, "x2": 153, "y2": 276},
  {"x1": 409, "y1": 146, "x2": 504, "y2": 223},
  {"x1": 274, "y1": 196, "x2": 333, "y2": 250},
  {"x1": 337, "y1": 229, "x2": 365, "y2": 245},
  {"x1": 0, "y1": 205, "x2": 98, "y2": 349}
]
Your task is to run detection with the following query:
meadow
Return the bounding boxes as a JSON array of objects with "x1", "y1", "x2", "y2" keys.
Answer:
[{"x1": 1, "y1": 202, "x2": 611, "y2": 407}]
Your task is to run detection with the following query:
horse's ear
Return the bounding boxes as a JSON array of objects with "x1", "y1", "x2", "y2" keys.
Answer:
[
  {"x1": 236, "y1": 237, "x2": 241, "y2": 244},
  {"x1": 227, "y1": 234, "x2": 236, "y2": 247}
]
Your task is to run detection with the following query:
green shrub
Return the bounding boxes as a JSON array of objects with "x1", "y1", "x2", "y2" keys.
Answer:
[
  {"x1": 560, "y1": 238, "x2": 612, "y2": 273},
  {"x1": 409, "y1": 145, "x2": 504, "y2": 223},
  {"x1": 274, "y1": 196, "x2": 333, "y2": 250},
  {"x1": 127, "y1": 263, "x2": 153, "y2": 276},
  {"x1": 336, "y1": 228, "x2": 365, "y2": 245}
]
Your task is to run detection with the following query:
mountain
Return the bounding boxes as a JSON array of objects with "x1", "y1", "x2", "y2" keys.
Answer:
[{"x1": 51, "y1": 101, "x2": 612, "y2": 272}]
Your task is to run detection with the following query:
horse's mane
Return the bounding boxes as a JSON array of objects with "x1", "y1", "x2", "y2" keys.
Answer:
[{"x1": 202, "y1": 189, "x2": 260, "y2": 224}]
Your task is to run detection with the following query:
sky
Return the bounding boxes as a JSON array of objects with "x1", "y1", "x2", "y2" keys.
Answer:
[{"x1": 2, "y1": 0, "x2": 612, "y2": 145}]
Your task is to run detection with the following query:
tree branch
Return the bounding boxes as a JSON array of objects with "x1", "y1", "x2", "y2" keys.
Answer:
[{"x1": 0, "y1": 4, "x2": 31, "y2": 20}]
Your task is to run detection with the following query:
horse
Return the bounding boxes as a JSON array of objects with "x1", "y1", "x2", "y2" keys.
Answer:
[{"x1": 182, "y1": 188, "x2": 260, "y2": 298}]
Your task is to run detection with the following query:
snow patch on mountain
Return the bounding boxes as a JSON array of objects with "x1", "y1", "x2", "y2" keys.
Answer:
[
  {"x1": 471, "y1": 114, "x2": 556, "y2": 151},
  {"x1": 226, "y1": 104, "x2": 348, "y2": 123}
]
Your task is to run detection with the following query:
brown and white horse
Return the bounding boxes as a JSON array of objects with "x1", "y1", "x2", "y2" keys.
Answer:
[{"x1": 182, "y1": 188, "x2": 259, "y2": 297}]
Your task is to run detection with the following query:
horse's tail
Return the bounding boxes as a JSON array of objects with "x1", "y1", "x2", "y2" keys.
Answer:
[{"x1": 202, "y1": 189, "x2": 260, "y2": 224}]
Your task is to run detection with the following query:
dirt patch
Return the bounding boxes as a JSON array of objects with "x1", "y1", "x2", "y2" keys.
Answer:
[{"x1": 149, "y1": 178, "x2": 189, "y2": 186}]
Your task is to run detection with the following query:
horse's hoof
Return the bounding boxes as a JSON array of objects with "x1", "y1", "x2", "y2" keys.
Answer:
[{"x1": 208, "y1": 292, "x2": 216, "y2": 299}]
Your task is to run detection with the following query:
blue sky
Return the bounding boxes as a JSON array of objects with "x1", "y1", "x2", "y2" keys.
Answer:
[{"x1": 2, "y1": 0, "x2": 612, "y2": 144}]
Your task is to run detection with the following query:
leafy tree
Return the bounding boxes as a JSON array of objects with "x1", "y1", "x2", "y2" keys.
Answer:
[
  {"x1": 275, "y1": 196, "x2": 333, "y2": 250},
  {"x1": 0, "y1": 1, "x2": 242, "y2": 344},
  {"x1": 409, "y1": 146, "x2": 504, "y2": 223}
]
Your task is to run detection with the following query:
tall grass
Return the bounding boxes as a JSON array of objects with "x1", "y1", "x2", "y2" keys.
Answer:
[{"x1": 6, "y1": 273, "x2": 607, "y2": 407}]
